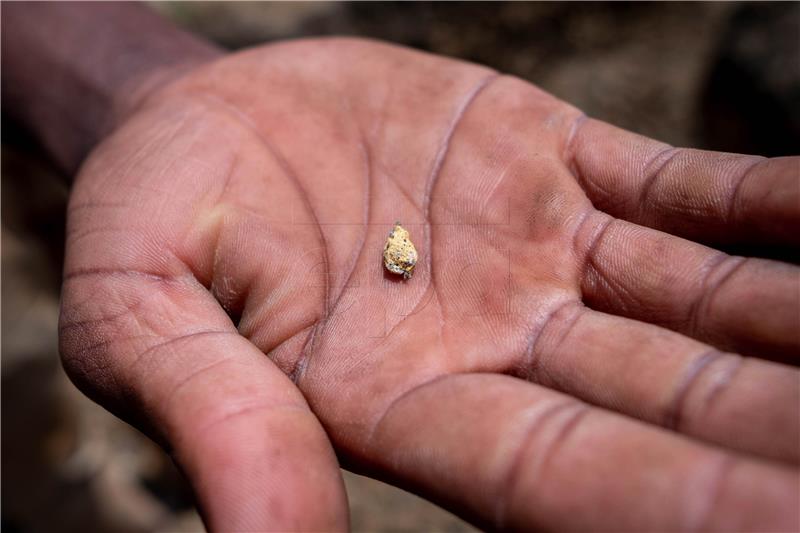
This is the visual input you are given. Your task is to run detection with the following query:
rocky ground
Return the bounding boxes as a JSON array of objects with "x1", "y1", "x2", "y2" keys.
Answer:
[{"x1": 3, "y1": 2, "x2": 797, "y2": 532}]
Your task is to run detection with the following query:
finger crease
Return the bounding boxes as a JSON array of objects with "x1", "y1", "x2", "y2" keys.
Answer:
[
  {"x1": 523, "y1": 300, "x2": 583, "y2": 384},
  {"x1": 563, "y1": 112, "x2": 588, "y2": 176},
  {"x1": 63, "y1": 266, "x2": 186, "y2": 285},
  {"x1": 725, "y1": 157, "x2": 765, "y2": 224},
  {"x1": 688, "y1": 255, "x2": 748, "y2": 338},
  {"x1": 194, "y1": 401, "x2": 310, "y2": 437},
  {"x1": 127, "y1": 329, "x2": 237, "y2": 376},
  {"x1": 638, "y1": 146, "x2": 680, "y2": 212},
  {"x1": 494, "y1": 400, "x2": 576, "y2": 529},
  {"x1": 578, "y1": 215, "x2": 615, "y2": 282},
  {"x1": 700, "y1": 355, "x2": 744, "y2": 419},
  {"x1": 665, "y1": 349, "x2": 726, "y2": 430},
  {"x1": 496, "y1": 402, "x2": 589, "y2": 530},
  {"x1": 367, "y1": 373, "x2": 463, "y2": 447},
  {"x1": 163, "y1": 355, "x2": 240, "y2": 414},
  {"x1": 694, "y1": 455, "x2": 737, "y2": 532}
]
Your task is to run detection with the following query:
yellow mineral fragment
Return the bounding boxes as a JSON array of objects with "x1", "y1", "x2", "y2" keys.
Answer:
[{"x1": 383, "y1": 222, "x2": 417, "y2": 280}]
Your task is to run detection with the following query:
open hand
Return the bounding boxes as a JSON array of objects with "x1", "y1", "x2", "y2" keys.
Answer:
[{"x1": 60, "y1": 38, "x2": 800, "y2": 531}]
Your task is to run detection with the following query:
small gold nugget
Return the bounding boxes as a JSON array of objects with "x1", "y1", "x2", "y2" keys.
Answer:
[{"x1": 383, "y1": 222, "x2": 418, "y2": 280}]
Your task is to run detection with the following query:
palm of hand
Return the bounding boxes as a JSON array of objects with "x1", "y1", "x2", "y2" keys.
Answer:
[{"x1": 61, "y1": 39, "x2": 799, "y2": 531}]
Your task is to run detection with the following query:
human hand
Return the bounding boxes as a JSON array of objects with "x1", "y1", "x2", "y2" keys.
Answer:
[{"x1": 53, "y1": 33, "x2": 800, "y2": 531}]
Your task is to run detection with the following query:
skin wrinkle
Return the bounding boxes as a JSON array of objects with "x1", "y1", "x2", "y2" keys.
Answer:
[
  {"x1": 424, "y1": 72, "x2": 500, "y2": 316},
  {"x1": 67, "y1": 200, "x2": 129, "y2": 214},
  {"x1": 575, "y1": 170, "x2": 617, "y2": 210},
  {"x1": 667, "y1": 202, "x2": 726, "y2": 221},
  {"x1": 698, "y1": 354, "x2": 744, "y2": 423},
  {"x1": 534, "y1": 403, "x2": 591, "y2": 488},
  {"x1": 638, "y1": 146, "x2": 680, "y2": 213},
  {"x1": 61, "y1": 340, "x2": 132, "y2": 424},
  {"x1": 725, "y1": 157, "x2": 766, "y2": 224},
  {"x1": 564, "y1": 118, "x2": 618, "y2": 208},
  {"x1": 87, "y1": 180, "x2": 199, "y2": 219},
  {"x1": 665, "y1": 349, "x2": 727, "y2": 430},
  {"x1": 205, "y1": 200, "x2": 232, "y2": 298},
  {"x1": 577, "y1": 214, "x2": 615, "y2": 283},
  {"x1": 191, "y1": 400, "x2": 311, "y2": 438},
  {"x1": 687, "y1": 255, "x2": 748, "y2": 339},
  {"x1": 81, "y1": 107, "x2": 192, "y2": 190},
  {"x1": 567, "y1": 125, "x2": 774, "y2": 240},
  {"x1": 61, "y1": 288, "x2": 109, "y2": 321},
  {"x1": 386, "y1": 173, "x2": 425, "y2": 217},
  {"x1": 62, "y1": 266, "x2": 190, "y2": 285},
  {"x1": 263, "y1": 322, "x2": 316, "y2": 361},
  {"x1": 183, "y1": 92, "x2": 333, "y2": 383},
  {"x1": 366, "y1": 70, "x2": 424, "y2": 218},
  {"x1": 181, "y1": 146, "x2": 240, "y2": 287},
  {"x1": 693, "y1": 455, "x2": 737, "y2": 533},
  {"x1": 326, "y1": 131, "x2": 372, "y2": 318},
  {"x1": 423, "y1": 72, "x2": 501, "y2": 222},
  {"x1": 59, "y1": 299, "x2": 150, "y2": 334},
  {"x1": 126, "y1": 180, "x2": 200, "y2": 200},
  {"x1": 134, "y1": 184, "x2": 209, "y2": 217},
  {"x1": 538, "y1": 306, "x2": 584, "y2": 387},
  {"x1": 329, "y1": 273, "x2": 441, "y2": 386},
  {"x1": 127, "y1": 289, "x2": 162, "y2": 370},
  {"x1": 290, "y1": 326, "x2": 319, "y2": 383},
  {"x1": 66, "y1": 334, "x2": 163, "y2": 376},
  {"x1": 210, "y1": 216, "x2": 252, "y2": 324},
  {"x1": 477, "y1": 164, "x2": 509, "y2": 221},
  {"x1": 578, "y1": 220, "x2": 689, "y2": 317},
  {"x1": 134, "y1": 117, "x2": 213, "y2": 203},
  {"x1": 212, "y1": 150, "x2": 239, "y2": 207},
  {"x1": 568, "y1": 208, "x2": 595, "y2": 257},
  {"x1": 211, "y1": 250, "x2": 237, "y2": 318},
  {"x1": 467, "y1": 129, "x2": 516, "y2": 222},
  {"x1": 60, "y1": 279, "x2": 144, "y2": 335},
  {"x1": 562, "y1": 112, "x2": 587, "y2": 167},
  {"x1": 500, "y1": 403, "x2": 591, "y2": 531},
  {"x1": 162, "y1": 353, "x2": 239, "y2": 415},
  {"x1": 188, "y1": 91, "x2": 331, "y2": 294},
  {"x1": 586, "y1": 261, "x2": 640, "y2": 313},
  {"x1": 523, "y1": 299, "x2": 583, "y2": 383},
  {"x1": 126, "y1": 329, "x2": 238, "y2": 380},
  {"x1": 317, "y1": 70, "x2": 381, "y2": 311},
  {"x1": 200, "y1": 208, "x2": 316, "y2": 318},
  {"x1": 578, "y1": 216, "x2": 644, "y2": 311},
  {"x1": 60, "y1": 279, "x2": 182, "y2": 423},
  {"x1": 66, "y1": 225, "x2": 131, "y2": 248},
  {"x1": 366, "y1": 372, "x2": 465, "y2": 447},
  {"x1": 366, "y1": 284, "x2": 439, "y2": 356},
  {"x1": 289, "y1": 131, "x2": 373, "y2": 382},
  {"x1": 493, "y1": 400, "x2": 576, "y2": 530}
]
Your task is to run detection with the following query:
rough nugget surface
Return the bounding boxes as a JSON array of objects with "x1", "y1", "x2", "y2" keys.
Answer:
[{"x1": 383, "y1": 223, "x2": 417, "y2": 279}]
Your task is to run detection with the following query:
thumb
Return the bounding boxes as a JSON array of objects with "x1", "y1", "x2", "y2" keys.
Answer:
[{"x1": 59, "y1": 268, "x2": 348, "y2": 531}]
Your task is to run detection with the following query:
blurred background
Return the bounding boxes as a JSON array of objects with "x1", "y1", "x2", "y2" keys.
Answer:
[{"x1": 3, "y1": 2, "x2": 799, "y2": 532}]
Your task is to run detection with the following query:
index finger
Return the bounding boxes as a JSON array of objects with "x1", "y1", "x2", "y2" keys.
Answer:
[{"x1": 568, "y1": 117, "x2": 800, "y2": 246}]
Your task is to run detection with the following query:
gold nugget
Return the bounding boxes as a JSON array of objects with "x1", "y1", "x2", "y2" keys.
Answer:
[{"x1": 383, "y1": 222, "x2": 417, "y2": 280}]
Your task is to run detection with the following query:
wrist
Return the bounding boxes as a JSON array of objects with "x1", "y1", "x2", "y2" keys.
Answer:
[{"x1": 2, "y1": 2, "x2": 222, "y2": 175}]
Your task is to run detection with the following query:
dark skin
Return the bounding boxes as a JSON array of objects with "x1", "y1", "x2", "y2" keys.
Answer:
[{"x1": 4, "y1": 3, "x2": 799, "y2": 531}]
